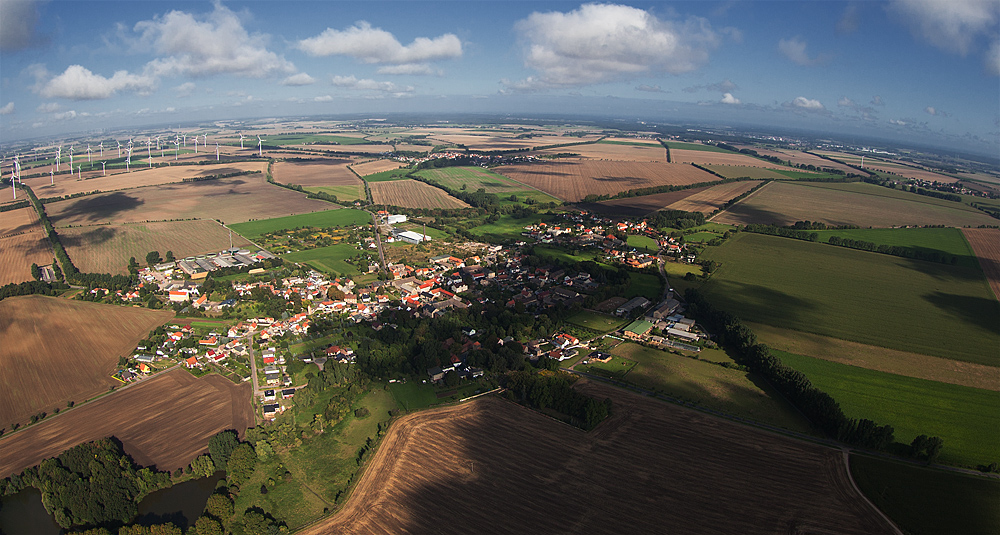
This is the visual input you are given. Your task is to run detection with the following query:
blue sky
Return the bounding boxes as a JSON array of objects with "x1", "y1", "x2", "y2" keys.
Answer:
[{"x1": 1, "y1": 1, "x2": 998, "y2": 155}]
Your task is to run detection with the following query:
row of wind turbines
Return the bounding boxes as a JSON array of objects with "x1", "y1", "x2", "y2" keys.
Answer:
[{"x1": 5, "y1": 131, "x2": 267, "y2": 198}]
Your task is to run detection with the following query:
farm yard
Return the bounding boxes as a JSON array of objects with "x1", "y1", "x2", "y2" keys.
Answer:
[
  {"x1": 712, "y1": 181, "x2": 997, "y2": 227},
  {"x1": 664, "y1": 180, "x2": 762, "y2": 214},
  {"x1": 44, "y1": 173, "x2": 333, "y2": 226},
  {"x1": 775, "y1": 350, "x2": 1000, "y2": 467},
  {"x1": 370, "y1": 179, "x2": 470, "y2": 209},
  {"x1": 349, "y1": 159, "x2": 406, "y2": 176},
  {"x1": 496, "y1": 161, "x2": 719, "y2": 202},
  {"x1": 22, "y1": 161, "x2": 268, "y2": 201},
  {"x1": 697, "y1": 233, "x2": 1000, "y2": 365},
  {"x1": 57, "y1": 220, "x2": 255, "y2": 274},
  {"x1": 0, "y1": 367, "x2": 253, "y2": 478},
  {"x1": 0, "y1": 295, "x2": 174, "y2": 431},
  {"x1": 583, "y1": 187, "x2": 711, "y2": 217},
  {"x1": 0, "y1": 207, "x2": 53, "y2": 285},
  {"x1": 962, "y1": 228, "x2": 1000, "y2": 300},
  {"x1": 302, "y1": 384, "x2": 896, "y2": 535}
]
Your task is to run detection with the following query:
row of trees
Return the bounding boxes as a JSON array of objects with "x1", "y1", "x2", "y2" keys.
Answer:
[
  {"x1": 826, "y1": 236, "x2": 960, "y2": 265},
  {"x1": 0, "y1": 279, "x2": 67, "y2": 301},
  {"x1": 502, "y1": 370, "x2": 613, "y2": 430}
]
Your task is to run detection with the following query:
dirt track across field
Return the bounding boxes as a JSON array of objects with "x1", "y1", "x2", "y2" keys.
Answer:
[
  {"x1": 302, "y1": 382, "x2": 897, "y2": 535},
  {"x1": 0, "y1": 367, "x2": 252, "y2": 477}
]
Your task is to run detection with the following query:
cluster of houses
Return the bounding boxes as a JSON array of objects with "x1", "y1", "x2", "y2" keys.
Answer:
[
  {"x1": 524, "y1": 332, "x2": 585, "y2": 362},
  {"x1": 620, "y1": 294, "x2": 702, "y2": 352}
]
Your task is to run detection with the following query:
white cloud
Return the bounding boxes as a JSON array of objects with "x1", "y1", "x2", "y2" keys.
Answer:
[
  {"x1": 720, "y1": 92, "x2": 740, "y2": 104},
  {"x1": 40, "y1": 65, "x2": 156, "y2": 100},
  {"x1": 684, "y1": 79, "x2": 738, "y2": 93},
  {"x1": 509, "y1": 3, "x2": 724, "y2": 87},
  {"x1": 174, "y1": 82, "x2": 196, "y2": 97},
  {"x1": 298, "y1": 22, "x2": 462, "y2": 65},
  {"x1": 53, "y1": 110, "x2": 77, "y2": 121},
  {"x1": 0, "y1": 0, "x2": 41, "y2": 51},
  {"x1": 925, "y1": 106, "x2": 950, "y2": 117},
  {"x1": 36, "y1": 102, "x2": 60, "y2": 113},
  {"x1": 282, "y1": 73, "x2": 316, "y2": 86},
  {"x1": 635, "y1": 84, "x2": 665, "y2": 93},
  {"x1": 376, "y1": 64, "x2": 440, "y2": 76},
  {"x1": 0, "y1": 102, "x2": 14, "y2": 115},
  {"x1": 778, "y1": 37, "x2": 824, "y2": 66},
  {"x1": 889, "y1": 0, "x2": 998, "y2": 56},
  {"x1": 331, "y1": 75, "x2": 413, "y2": 93},
  {"x1": 784, "y1": 96, "x2": 825, "y2": 111},
  {"x1": 987, "y1": 40, "x2": 1000, "y2": 75},
  {"x1": 871, "y1": 95, "x2": 885, "y2": 106},
  {"x1": 314, "y1": 95, "x2": 333, "y2": 102},
  {"x1": 135, "y1": 2, "x2": 294, "y2": 78}
]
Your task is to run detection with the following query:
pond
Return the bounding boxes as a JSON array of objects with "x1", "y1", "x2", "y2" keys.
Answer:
[{"x1": 0, "y1": 472, "x2": 225, "y2": 534}]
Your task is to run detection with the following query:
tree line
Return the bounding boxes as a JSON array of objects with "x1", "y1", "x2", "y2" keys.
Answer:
[
  {"x1": 502, "y1": 370, "x2": 612, "y2": 430},
  {"x1": 826, "y1": 236, "x2": 960, "y2": 265}
]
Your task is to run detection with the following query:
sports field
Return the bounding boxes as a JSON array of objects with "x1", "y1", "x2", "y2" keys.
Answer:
[
  {"x1": 229, "y1": 209, "x2": 371, "y2": 239},
  {"x1": 698, "y1": 233, "x2": 1000, "y2": 365},
  {"x1": 0, "y1": 295, "x2": 174, "y2": 430},
  {"x1": 45, "y1": 174, "x2": 333, "y2": 226},
  {"x1": 776, "y1": 350, "x2": 1000, "y2": 467},
  {"x1": 57, "y1": 220, "x2": 255, "y2": 275},
  {"x1": 713, "y1": 181, "x2": 997, "y2": 227},
  {"x1": 282, "y1": 243, "x2": 365, "y2": 276}
]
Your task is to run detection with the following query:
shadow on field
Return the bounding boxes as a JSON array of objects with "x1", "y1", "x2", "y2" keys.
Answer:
[
  {"x1": 59, "y1": 226, "x2": 120, "y2": 247},
  {"x1": 51, "y1": 192, "x2": 144, "y2": 223},
  {"x1": 922, "y1": 292, "x2": 1000, "y2": 333},
  {"x1": 717, "y1": 203, "x2": 790, "y2": 225},
  {"x1": 706, "y1": 280, "x2": 817, "y2": 327}
]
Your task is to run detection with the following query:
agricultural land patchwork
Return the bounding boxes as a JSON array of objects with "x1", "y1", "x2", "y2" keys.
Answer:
[{"x1": 0, "y1": 207, "x2": 53, "y2": 285}]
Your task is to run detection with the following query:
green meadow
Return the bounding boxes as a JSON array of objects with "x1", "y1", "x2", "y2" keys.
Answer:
[
  {"x1": 283, "y1": 243, "x2": 365, "y2": 276},
  {"x1": 229, "y1": 209, "x2": 371, "y2": 239},
  {"x1": 698, "y1": 233, "x2": 1000, "y2": 365},
  {"x1": 811, "y1": 227, "x2": 979, "y2": 269}
]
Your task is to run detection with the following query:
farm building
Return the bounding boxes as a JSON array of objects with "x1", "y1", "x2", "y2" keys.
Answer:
[
  {"x1": 392, "y1": 229, "x2": 431, "y2": 244},
  {"x1": 387, "y1": 214, "x2": 407, "y2": 225},
  {"x1": 616, "y1": 296, "x2": 651, "y2": 317},
  {"x1": 624, "y1": 320, "x2": 655, "y2": 340},
  {"x1": 667, "y1": 327, "x2": 700, "y2": 342},
  {"x1": 647, "y1": 298, "x2": 681, "y2": 320}
]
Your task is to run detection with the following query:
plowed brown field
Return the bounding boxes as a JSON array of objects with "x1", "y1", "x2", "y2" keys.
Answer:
[
  {"x1": 350, "y1": 159, "x2": 406, "y2": 176},
  {"x1": 45, "y1": 173, "x2": 332, "y2": 226},
  {"x1": 58, "y1": 220, "x2": 255, "y2": 274},
  {"x1": 963, "y1": 228, "x2": 1000, "y2": 300},
  {"x1": 272, "y1": 158, "x2": 359, "y2": 187},
  {"x1": 666, "y1": 181, "x2": 762, "y2": 214},
  {"x1": 0, "y1": 295, "x2": 173, "y2": 430},
  {"x1": 303, "y1": 383, "x2": 897, "y2": 535},
  {"x1": 0, "y1": 207, "x2": 53, "y2": 285},
  {"x1": 534, "y1": 141, "x2": 668, "y2": 162},
  {"x1": 670, "y1": 149, "x2": 794, "y2": 170},
  {"x1": 370, "y1": 179, "x2": 469, "y2": 209},
  {"x1": 583, "y1": 187, "x2": 710, "y2": 217},
  {"x1": 497, "y1": 161, "x2": 718, "y2": 202},
  {"x1": 0, "y1": 367, "x2": 252, "y2": 477}
]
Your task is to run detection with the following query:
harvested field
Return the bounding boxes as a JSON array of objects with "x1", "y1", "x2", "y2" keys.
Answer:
[
  {"x1": 427, "y1": 133, "x2": 600, "y2": 150},
  {"x1": 45, "y1": 173, "x2": 332, "y2": 226},
  {"x1": 734, "y1": 147, "x2": 859, "y2": 175},
  {"x1": 747, "y1": 322, "x2": 1000, "y2": 392},
  {"x1": 582, "y1": 187, "x2": 710, "y2": 217},
  {"x1": 58, "y1": 220, "x2": 255, "y2": 274},
  {"x1": 350, "y1": 159, "x2": 406, "y2": 176},
  {"x1": 666, "y1": 181, "x2": 762, "y2": 214},
  {"x1": 370, "y1": 179, "x2": 470, "y2": 209},
  {"x1": 0, "y1": 207, "x2": 53, "y2": 285},
  {"x1": 0, "y1": 295, "x2": 173, "y2": 430},
  {"x1": 24, "y1": 162, "x2": 268, "y2": 201},
  {"x1": 713, "y1": 181, "x2": 997, "y2": 227},
  {"x1": 534, "y1": 141, "x2": 668, "y2": 162},
  {"x1": 0, "y1": 368, "x2": 252, "y2": 477},
  {"x1": 272, "y1": 158, "x2": 358, "y2": 188},
  {"x1": 963, "y1": 228, "x2": 1000, "y2": 300},
  {"x1": 303, "y1": 383, "x2": 896, "y2": 535},
  {"x1": 670, "y1": 149, "x2": 794, "y2": 170},
  {"x1": 287, "y1": 144, "x2": 400, "y2": 154},
  {"x1": 701, "y1": 165, "x2": 791, "y2": 180},
  {"x1": 496, "y1": 161, "x2": 719, "y2": 202}
]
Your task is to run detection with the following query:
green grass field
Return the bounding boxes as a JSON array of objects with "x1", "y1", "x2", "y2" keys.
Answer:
[
  {"x1": 683, "y1": 231, "x2": 721, "y2": 243},
  {"x1": 415, "y1": 166, "x2": 560, "y2": 204},
  {"x1": 566, "y1": 310, "x2": 628, "y2": 334},
  {"x1": 598, "y1": 140, "x2": 662, "y2": 147},
  {"x1": 811, "y1": 227, "x2": 980, "y2": 269},
  {"x1": 698, "y1": 233, "x2": 1000, "y2": 365},
  {"x1": 469, "y1": 213, "x2": 549, "y2": 240},
  {"x1": 229, "y1": 209, "x2": 371, "y2": 238},
  {"x1": 533, "y1": 245, "x2": 608, "y2": 266},
  {"x1": 776, "y1": 350, "x2": 1000, "y2": 467},
  {"x1": 626, "y1": 234, "x2": 659, "y2": 251},
  {"x1": 388, "y1": 380, "x2": 485, "y2": 411},
  {"x1": 611, "y1": 343, "x2": 812, "y2": 432},
  {"x1": 304, "y1": 185, "x2": 365, "y2": 202},
  {"x1": 283, "y1": 243, "x2": 364, "y2": 276},
  {"x1": 850, "y1": 455, "x2": 1000, "y2": 535},
  {"x1": 664, "y1": 141, "x2": 733, "y2": 153},
  {"x1": 625, "y1": 272, "x2": 663, "y2": 300},
  {"x1": 577, "y1": 354, "x2": 636, "y2": 378},
  {"x1": 362, "y1": 168, "x2": 413, "y2": 182}
]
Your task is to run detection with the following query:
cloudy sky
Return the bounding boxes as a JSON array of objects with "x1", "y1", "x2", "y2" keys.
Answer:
[{"x1": 1, "y1": 1, "x2": 998, "y2": 155}]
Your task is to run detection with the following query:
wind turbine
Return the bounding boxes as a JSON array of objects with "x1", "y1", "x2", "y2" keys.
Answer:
[
  {"x1": 126, "y1": 147, "x2": 132, "y2": 172},
  {"x1": 174, "y1": 139, "x2": 179, "y2": 160},
  {"x1": 50, "y1": 170, "x2": 54, "y2": 185},
  {"x1": 55, "y1": 146, "x2": 61, "y2": 172},
  {"x1": 146, "y1": 139, "x2": 152, "y2": 160},
  {"x1": 203, "y1": 134, "x2": 207, "y2": 146},
  {"x1": 101, "y1": 162, "x2": 106, "y2": 176},
  {"x1": 215, "y1": 142, "x2": 219, "y2": 161},
  {"x1": 193, "y1": 135, "x2": 198, "y2": 154},
  {"x1": 68, "y1": 146, "x2": 74, "y2": 169},
  {"x1": 257, "y1": 135, "x2": 264, "y2": 157},
  {"x1": 116, "y1": 140, "x2": 122, "y2": 159},
  {"x1": 87, "y1": 144, "x2": 92, "y2": 163},
  {"x1": 182, "y1": 134, "x2": 187, "y2": 147},
  {"x1": 78, "y1": 165, "x2": 82, "y2": 179},
  {"x1": 239, "y1": 133, "x2": 245, "y2": 150},
  {"x1": 99, "y1": 142, "x2": 104, "y2": 158}
]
